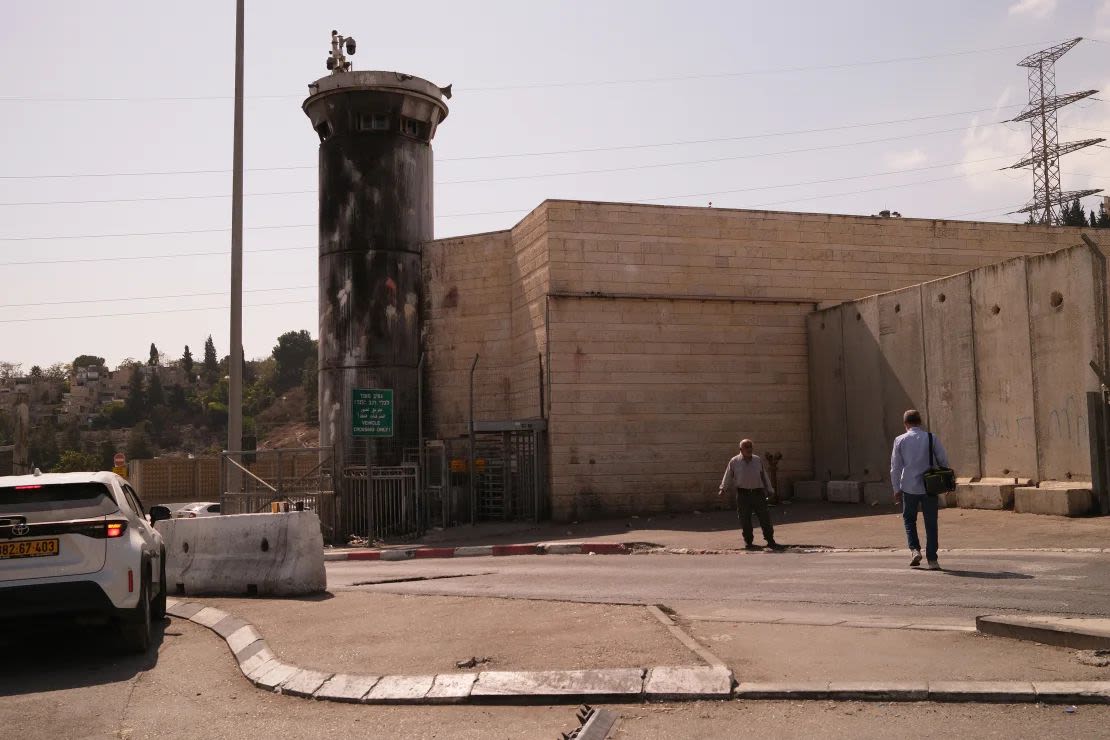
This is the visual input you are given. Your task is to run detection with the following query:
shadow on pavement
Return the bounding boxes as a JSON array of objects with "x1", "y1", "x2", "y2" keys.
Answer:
[
  {"x1": 940, "y1": 569, "x2": 1034, "y2": 580},
  {"x1": 0, "y1": 618, "x2": 167, "y2": 697},
  {"x1": 389, "y1": 503, "x2": 894, "y2": 548}
]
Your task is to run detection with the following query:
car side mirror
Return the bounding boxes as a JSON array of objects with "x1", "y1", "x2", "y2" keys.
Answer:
[{"x1": 149, "y1": 505, "x2": 172, "y2": 524}]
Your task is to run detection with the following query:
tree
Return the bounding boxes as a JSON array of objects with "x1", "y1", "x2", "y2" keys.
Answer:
[
  {"x1": 72, "y1": 355, "x2": 105, "y2": 372},
  {"x1": 29, "y1": 365, "x2": 43, "y2": 379},
  {"x1": 125, "y1": 366, "x2": 146, "y2": 422},
  {"x1": 203, "y1": 335, "x2": 219, "y2": 379},
  {"x1": 303, "y1": 355, "x2": 319, "y2": 424},
  {"x1": 1099, "y1": 202, "x2": 1110, "y2": 228},
  {"x1": 182, "y1": 345, "x2": 194, "y2": 376},
  {"x1": 29, "y1": 418, "x2": 60, "y2": 471},
  {"x1": 272, "y1": 330, "x2": 317, "y2": 393},
  {"x1": 126, "y1": 421, "x2": 155, "y2": 460},
  {"x1": 54, "y1": 449, "x2": 100, "y2": 473},
  {"x1": 45, "y1": 363, "x2": 69, "y2": 382},
  {"x1": 1063, "y1": 198, "x2": 1086, "y2": 227},
  {"x1": 0, "y1": 362, "x2": 22, "y2": 380},
  {"x1": 147, "y1": 369, "x2": 165, "y2": 408},
  {"x1": 97, "y1": 437, "x2": 117, "y2": 470},
  {"x1": 1091, "y1": 210, "x2": 1099, "y2": 229},
  {"x1": 149, "y1": 343, "x2": 160, "y2": 366}
]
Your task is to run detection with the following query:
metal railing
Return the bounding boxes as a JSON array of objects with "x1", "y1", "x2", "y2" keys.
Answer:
[
  {"x1": 338, "y1": 464, "x2": 422, "y2": 543},
  {"x1": 219, "y1": 447, "x2": 337, "y2": 540}
]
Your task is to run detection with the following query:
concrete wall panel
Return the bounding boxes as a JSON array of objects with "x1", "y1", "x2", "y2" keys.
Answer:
[
  {"x1": 971, "y1": 258, "x2": 1037, "y2": 479},
  {"x1": 878, "y1": 286, "x2": 928, "y2": 451},
  {"x1": 1026, "y1": 244, "x2": 1107, "y2": 481},
  {"x1": 807, "y1": 307, "x2": 848, "y2": 480},
  {"x1": 841, "y1": 296, "x2": 887, "y2": 481},
  {"x1": 921, "y1": 272, "x2": 981, "y2": 478}
]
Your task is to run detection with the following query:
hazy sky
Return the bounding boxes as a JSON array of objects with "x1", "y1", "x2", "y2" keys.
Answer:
[{"x1": 1, "y1": 0, "x2": 1108, "y2": 370}]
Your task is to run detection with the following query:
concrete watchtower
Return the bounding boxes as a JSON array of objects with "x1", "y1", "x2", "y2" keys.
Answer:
[{"x1": 303, "y1": 32, "x2": 450, "y2": 468}]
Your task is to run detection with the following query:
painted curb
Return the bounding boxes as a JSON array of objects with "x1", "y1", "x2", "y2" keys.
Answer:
[
  {"x1": 324, "y1": 541, "x2": 630, "y2": 562},
  {"x1": 166, "y1": 598, "x2": 1110, "y2": 706}
]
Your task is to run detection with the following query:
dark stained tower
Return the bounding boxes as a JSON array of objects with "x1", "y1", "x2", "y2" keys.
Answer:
[{"x1": 303, "y1": 35, "x2": 450, "y2": 468}]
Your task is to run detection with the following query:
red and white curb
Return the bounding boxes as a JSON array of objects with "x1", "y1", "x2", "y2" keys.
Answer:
[
  {"x1": 324, "y1": 541, "x2": 630, "y2": 562},
  {"x1": 166, "y1": 598, "x2": 1110, "y2": 705}
]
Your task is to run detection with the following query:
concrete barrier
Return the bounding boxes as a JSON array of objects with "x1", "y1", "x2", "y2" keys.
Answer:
[
  {"x1": 826, "y1": 481, "x2": 863, "y2": 503},
  {"x1": 157, "y1": 511, "x2": 326, "y2": 596},
  {"x1": 793, "y1": 481, "x2": 825, "y2": 501},
  {"x1": 1014, "y1": 485, "x2": 1096, "y2": 517},
  {"x1": 956, "y1": 479, "x2": 1024, "y2": 510},
  {"x1": 878, "y1": 287, "x2": 928, "y2": 448},
  {"x1": 862, "y1": 482, "x2": 892, "y2": 507}
]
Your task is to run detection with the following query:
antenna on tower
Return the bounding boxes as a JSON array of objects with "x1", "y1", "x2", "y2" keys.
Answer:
[
  {"x1": 1008, "y1": 38, "x2": 1104, "y2": 225},
  {"x1": 326, "y1": 30, "x2": 357, "y2": 74}
]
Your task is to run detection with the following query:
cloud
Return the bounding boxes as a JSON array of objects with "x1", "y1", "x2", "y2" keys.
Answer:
[
  {"x1": 1008, "y1": 0, "x2": 1057, "y2": 18},
  {"x1": 885, "y1": 148, "x2": 929, "y2": 168},
  {"x1": 1097, "y1": 0, "x2": 1110, "y2": 37}
]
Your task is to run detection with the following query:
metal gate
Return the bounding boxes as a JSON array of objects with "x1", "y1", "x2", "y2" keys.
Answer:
[
  {"x1": 338, "y1": 464, "x2": 422, "y2": 543},
  {"x1": 469, "y1": 419, "x2": 547, "y2": 523}
]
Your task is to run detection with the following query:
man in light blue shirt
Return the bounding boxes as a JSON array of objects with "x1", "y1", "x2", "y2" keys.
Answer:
[{"x1": 890, "y1": 409, "x2": 950, "y2": 569}]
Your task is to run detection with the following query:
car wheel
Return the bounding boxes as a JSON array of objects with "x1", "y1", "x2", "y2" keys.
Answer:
[
  {"x1": 120, "y1": 576, "x2": 151, "y2": 654},
  {"x1": 152, "y1": 552, "x2": 167, "y2": 620}
]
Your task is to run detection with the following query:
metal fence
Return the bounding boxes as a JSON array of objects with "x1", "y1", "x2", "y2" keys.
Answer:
[
  {"x1": 338, "y1": 464, "x2": 421, "y2": 543},
  {"x1": 219, "y1": 447, "x2": 337, "y2": 541}
]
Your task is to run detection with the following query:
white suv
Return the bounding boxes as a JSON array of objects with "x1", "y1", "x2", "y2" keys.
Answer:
[{"x1": 0, "y1": 470, "x2": 166, "y2": 653}]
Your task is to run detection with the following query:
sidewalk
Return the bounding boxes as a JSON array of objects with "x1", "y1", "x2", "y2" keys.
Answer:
[
  {"x1": 351, "y1": 503, "x2": 1110, "y2": 554},
  {"x1": 169, "y1": 590, "x2": 1110, "y2": 705}
]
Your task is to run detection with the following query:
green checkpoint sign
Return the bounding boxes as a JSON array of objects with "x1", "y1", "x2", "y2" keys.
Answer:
[{"x1": 352, "y1": 388, "x2": 394, "y2": 437}]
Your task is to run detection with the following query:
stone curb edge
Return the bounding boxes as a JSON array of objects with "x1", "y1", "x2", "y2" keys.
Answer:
[
  {"x1": 166, "y1": 598, "x2": 1110, "y2": 705},
  {"x1": 324, "y1": 542, "x2": 630, "y2": 562}
]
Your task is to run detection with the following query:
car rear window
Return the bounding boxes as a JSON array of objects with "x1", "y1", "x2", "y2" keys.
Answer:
[{"x1": 0, "y1": 482, "x2": 120, "y2": 522}]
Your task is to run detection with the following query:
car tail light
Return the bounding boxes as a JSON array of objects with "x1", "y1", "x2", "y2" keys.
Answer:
[
  {"x1": 14, "y1": 484, "x2": 43, "y2": 490},
  {"x1": 128, "y1": 569, "x2": 134, "y2": 593},
  {"x1": 67, "y1": 520, "x2": 128, "y2": 539}
]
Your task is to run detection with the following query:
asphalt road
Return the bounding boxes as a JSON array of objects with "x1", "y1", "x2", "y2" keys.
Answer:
[
  {"x1": 3, "y1": 548, "x2": 1109, "y2": 739},
  {"x1": 327, "y1": 549, "x2": 1110, "y2": 622}
]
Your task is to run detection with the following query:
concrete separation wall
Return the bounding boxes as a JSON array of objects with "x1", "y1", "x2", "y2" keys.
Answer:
[
  {"x1": 1026, "y1": 245, "x2": 1108, "y2": 481},
  {"x1": 842, "y1": 297, "x2": 886, "y2": 481},
  {"x1": 922, "y1": 273, "x2": 980, "y2": 479},
  {"x1": 972, "y1": 257, "x2": 1037, "y2": 480},
  {"x1": 807, "y1": 308, "x2": 849, "y2": 480},
  {"x1": 808, "y1": 245, "x2": 1108, "y2": 504},
  {"x1": 157, "y1": 511, "x2": 326, "y2": 596}
]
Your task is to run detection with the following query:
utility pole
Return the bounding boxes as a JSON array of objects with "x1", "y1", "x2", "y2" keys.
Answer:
[
  {"x1": 228, "y1": 0, "x2": 245, "y2": 463},
  {"x1": 1009, "y1": 38, "x2": 1104, "y2": 224}
]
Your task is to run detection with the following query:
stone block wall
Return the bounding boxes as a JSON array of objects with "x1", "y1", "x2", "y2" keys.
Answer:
[
  {"x1": 546, "y1": 296, "x2": 811, "y2": 519},
  {"x1": 425, "y1": 199, "x2": 1094, "y2": 520}
]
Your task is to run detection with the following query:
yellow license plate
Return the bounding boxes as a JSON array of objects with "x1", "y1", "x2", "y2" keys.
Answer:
[{"x1": 0, "y1": 538, "x2": 60, "y2": 559}]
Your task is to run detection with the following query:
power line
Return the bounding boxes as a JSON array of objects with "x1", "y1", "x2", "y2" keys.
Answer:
[
  {"x1": 0, "y1": 245, "x2": 312, "y2": 267},
  {"x1": 0, "y1": 121, "x2": 1000, "y2": 206},
  {"x1": 0, "y1": 104, "x2": 1035, "y2": 182},
  {"x1": 0, "y1": 284, "x2": 314, "y2": 309},
  {"x1": 0, "y1": 223, "x2": 313, "y2": 242},
  {"x1": 0, "y1": 153, "x2": 1017, "y2": 242},
  {"x1": 0, "y1": 40, "x2": 1061, "y2": 103},
  {"x1": 0, "y1": 300, "x2": 317, "y2": 324}
]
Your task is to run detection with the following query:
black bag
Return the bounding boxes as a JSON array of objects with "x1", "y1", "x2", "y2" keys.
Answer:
[{"x1": 923, "y1": 432, "x2": 956, "y2": 496}]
